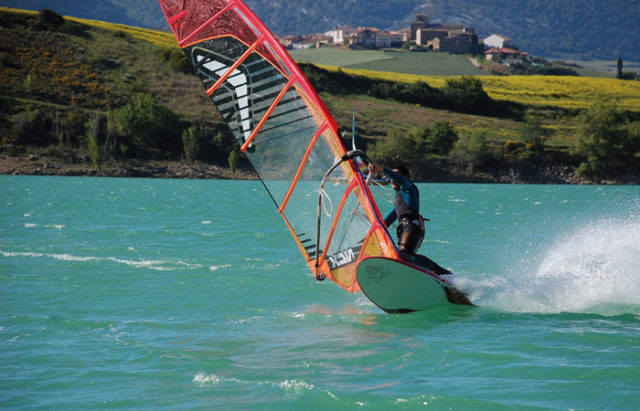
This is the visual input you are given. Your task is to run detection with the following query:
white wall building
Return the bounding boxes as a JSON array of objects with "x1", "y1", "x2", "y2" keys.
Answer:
[
  {"x1": 326, "y1": 27, "x2": 356, "y2": 45},
  {"x1": 483, "y1": 34, "x2": 512, "y2": 49}
]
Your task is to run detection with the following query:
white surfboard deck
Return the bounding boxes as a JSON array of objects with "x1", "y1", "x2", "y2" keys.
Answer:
[{"x1": 356, "y1": 257, "x2": 472, "y2": 313}]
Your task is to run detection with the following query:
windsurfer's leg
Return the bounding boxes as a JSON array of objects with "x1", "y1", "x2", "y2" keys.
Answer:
[
  {"x1": 398, "y1": 223, "x2": 422, "y2": 256},
  {"x1": 411, "y1": 254, "x2": 452, "y2": 275}
]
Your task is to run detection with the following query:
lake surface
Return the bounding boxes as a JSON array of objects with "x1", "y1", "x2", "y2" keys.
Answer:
[{"x1": 2, "y1": 175, "x2": 639, "y2": 409}]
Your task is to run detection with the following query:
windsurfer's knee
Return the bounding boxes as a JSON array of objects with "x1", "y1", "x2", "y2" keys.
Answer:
[{"x1": 399, "y1": 250, "x2": 413, "y2": 261}]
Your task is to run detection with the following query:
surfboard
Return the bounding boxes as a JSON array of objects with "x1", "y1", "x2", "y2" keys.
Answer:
[{"x1": 356, "y1": 257, "x2": 473, "y2": 313}]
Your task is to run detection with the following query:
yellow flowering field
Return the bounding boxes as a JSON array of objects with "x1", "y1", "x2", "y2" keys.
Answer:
[
  {"x1": 66, "y1": 17, "x2": 177, "y2": 49},
  {"x1": 0, "y1": 7, "x2": 177, "y2": 49},
  {"x1": 479, "y1": 75, "x2": 640, "y2": 112},
  {"x1": 322, "y1": 65, "x2": 640, "y2": 112},
  {"x1": 5, "y1": 8, "x2": 638, "y2": 113}
]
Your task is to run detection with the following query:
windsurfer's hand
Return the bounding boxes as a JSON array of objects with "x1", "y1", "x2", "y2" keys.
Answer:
[{"x1": 369, "y1": 163, "x2": 383, "y2": 174}]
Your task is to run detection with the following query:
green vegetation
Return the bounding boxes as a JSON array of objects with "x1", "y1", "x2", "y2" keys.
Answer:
[
  {"x1": 86, "y1": 113, "x2": 102, "y2": 169},
  {"x1": 0, "y1": 8, "x2": 238, "y2": 172},
  {"x1": 115, "y1": 93, "x2": 182, "y2": 154},
  {"x1": 1, "y1": 8, "x2": 639, "y2": 183},
  {"x1": 572, "y1": 103, "x2": 640, "y2": 178},
  {"x1": 291, "y1": 48, "x2": 485, "y2": 76}
]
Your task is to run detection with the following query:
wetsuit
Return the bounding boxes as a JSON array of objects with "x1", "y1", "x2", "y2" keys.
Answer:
[{"x1": 382, "y1": 167, "x2": 451, "y2": 275}]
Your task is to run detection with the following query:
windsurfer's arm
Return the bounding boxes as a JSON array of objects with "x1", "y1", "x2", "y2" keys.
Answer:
[
  {"x1": 384, "y1": 209, "x2": 397, "y2": 227},
  {"x1": 382, "y1": 167, "x2": 412, "y2": 190}
]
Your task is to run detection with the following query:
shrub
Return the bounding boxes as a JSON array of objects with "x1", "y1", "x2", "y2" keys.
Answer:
[
  {"x1": 38, "y1": 9, "x2": 64, "y2": 30},
  {"x1": 518, "y1": 117, "x2": 549, "y2": 162},
  {"x1": 449, "y1": 129, "x2": 492, "y2": 174},
  {"x1": 573, "y1": 102, "x2": 640, "y2": 177},
  {"x1": 182, "y1": 124, "x2": 205, "y2": 163},
  {"x1": 62, "y1": 108, "x2": 88, "y2": 145},
  {"x1": 368, "y1": 126, "x2": 429, "y2": 164},
  {"x1": 86, "y1": 114, "x2": 102, "y2": 169},
  {"x1": 426, "y1": 121, "x2": 458, "y2": 155},
  {"x1": 442, "y1": 76, "x2": 491, "y2": 114},
  {"x1": 163, "y1": 48, "x2": 191, "y2": 74},
  {"x1": 228, "y1": 148, "x2": 239, "y2": 174},
  {"x1": 115, "y1": 94, "x2": 182, "y2": 155},
  {"x1": 504, "y1": 140, "x2": 525, "y2": 157},
  {"x1": 12, "y1": 109, "x2": 55, "y2": 146}
]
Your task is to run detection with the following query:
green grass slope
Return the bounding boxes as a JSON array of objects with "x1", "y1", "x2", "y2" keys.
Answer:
[
  {"x1": 291, "y1": 48, "x2": 485, "y2": 76},
  {"x1": 1, "y1": 8, "x2": 638, "y2": 183}
]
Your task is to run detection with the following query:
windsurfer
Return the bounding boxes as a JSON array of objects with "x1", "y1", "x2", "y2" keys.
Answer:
[{"x1": 368, "y1": 163, "x2": 451, "y2": 275}]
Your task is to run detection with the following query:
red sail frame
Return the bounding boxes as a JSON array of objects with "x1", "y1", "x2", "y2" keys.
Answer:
[{"x1": 159, "y1": 0, "x2": 400, "y2": 292}]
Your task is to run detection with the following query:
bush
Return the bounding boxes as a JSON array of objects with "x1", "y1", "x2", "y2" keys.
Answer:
[
  {"x1": 38, "y1": 9, "x2": 64, "y2": 30},
  {"x1": 426, "y1": 121, "x2": 458, "y2": 155},
  {"x1": 87, "y1": 114, "x2": 102, "y2": 169},
  {"x1": 518, "y1": 117, "x2": 549, "y2": 162},
  {"x1": 59, "y1": 108, "x2": 88, "y2": 145},
  {"x1": 228, "y1": 148, "x2": 239, "y2": 174},
  {"x1": 442, "y1": 76, "x2": 491, "y2": 114},
  {"x1": 449, "y1": 129, "x2": 492, "y2": 174},
  {"x1": 572, "y1": 102, "x2": 640, "y2": 177},
  {"x1": 368, "y1": 126, "x2": 429, "y2": 164},
  {"x1": 12, "y1": 109, "x2": 55, "y2": 146},
  {"x1": 182, "y1": 124, "x2": 205, "y2": 163},
  {"x1": 115, "y1": 94, "x2": 183, "y2": 155},
  {"x1": 163, "y1": 48, "x2": 192, "y2": 74},
  {"x1": 503, "y1": 140, "x2": 525, "y2": 157}
]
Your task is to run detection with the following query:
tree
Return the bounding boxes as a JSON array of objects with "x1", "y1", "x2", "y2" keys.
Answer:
[
  {"x1": 426, "y1": 121, "x2": 458, "y2": 155},
  {"x1": 39, "y1": 9, "x2": 64, "y2": 30},
  {"x1": 12, "y1": 109, "x2": 55, "y2": 146},
  {"x1": 182, "y1": 124, "x2": 205, "y2": 164},
  {"x1": 572, "y1": 102, "x2": 640, "y2": 178},
  {"x1": 450, "y1": 129, "x2": 491, "y2": 174},
  {"x1": 228, "y1": 148, "x2": 239, "y2": 174},
  {"x1": 115, "y1": 94, "x2": 182, "y2": 155},
  {"x1": 162, "y1": 48, "x2": 192, "y2": 74},
  {"x1": 86, "y1": 113, "x2": 102, "y2": 170},
  {"x1": 442, "y1": 76, "x2": 491, "y2": 114},
  {"x1": 518, "y1": 117, "x2": 549, "y2": 163},
  {"x1": 368, "y1": 126, "x2": 429, "y2": 164}
]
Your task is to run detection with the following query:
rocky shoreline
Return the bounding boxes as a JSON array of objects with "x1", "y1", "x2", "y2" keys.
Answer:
[
  {"x1": 0, "y1": 155, "x2": 259, "y2": 180},
  {"x1": 2, "y1": 154, "x2": 638, "y2": 185}
]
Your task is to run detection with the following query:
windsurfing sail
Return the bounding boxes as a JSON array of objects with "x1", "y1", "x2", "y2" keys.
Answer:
[{"x1": 158, "y1": 0, "x2": 400, "y2": 292}]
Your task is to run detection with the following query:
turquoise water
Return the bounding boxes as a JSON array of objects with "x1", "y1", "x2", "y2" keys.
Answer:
[{"x1": 2, "y1": 175, "x2": 639, "y2": 409}]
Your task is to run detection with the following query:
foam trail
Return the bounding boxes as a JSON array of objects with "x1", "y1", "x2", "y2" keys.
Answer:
[
  {"x1": 470, "y1": 219, "x2": 640, "y2": 315},
  {"x1": 1, "y1": 250, "x2": 203, "y2": 271}
]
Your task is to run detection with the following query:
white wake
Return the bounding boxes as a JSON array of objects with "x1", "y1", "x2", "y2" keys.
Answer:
[{"x1": 464, "y1": 218, "x2": 640, "y2": 315}]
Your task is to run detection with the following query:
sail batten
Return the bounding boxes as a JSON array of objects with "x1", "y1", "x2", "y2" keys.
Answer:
[
  {"x1": 159, "y1": 0, "x2": 400, "y2": 292},
  {"x1": 205, "y1": 34, "x2": 265, "y2": 97},
  {"x1": 241, "y1": 75, "x2": 297, "y2": 152},
  {"x1": 279, "y1": 123, "x2": 327, "y2": 214}
]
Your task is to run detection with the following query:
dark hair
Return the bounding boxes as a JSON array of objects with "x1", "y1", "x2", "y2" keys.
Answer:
[{"x1": 393, "y1": 165, "x2": 410, "y2": 180}]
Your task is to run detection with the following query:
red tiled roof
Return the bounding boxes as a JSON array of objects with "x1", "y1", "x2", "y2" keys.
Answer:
[{"x1": 484, "y1": 47, "x2": 525, "y2": 55}]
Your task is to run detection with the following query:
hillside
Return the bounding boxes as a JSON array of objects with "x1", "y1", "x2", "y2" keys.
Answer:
[
  {"x1": 1, "y1": 0, "x2": 638, "y2": 62},
  {"x1": 1, "y1": 9, "x2": 639, "y2": 184}
]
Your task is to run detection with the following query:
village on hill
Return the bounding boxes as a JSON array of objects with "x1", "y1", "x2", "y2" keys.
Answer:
[{"x1": 278, "y1": 13, "x2": 548, "y2": 75}]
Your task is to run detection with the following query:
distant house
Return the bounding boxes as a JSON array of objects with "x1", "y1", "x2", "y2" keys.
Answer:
[
  {"x1": 416, "y1": 28, "x2": 449, "y2": 44},
  {"x1": 375, "y1": 31, "x2": 393, "y2": 48},
  {"x1": 353, "y1": 28, "x2": 377, "y2": 47},
  {"x1": 326, "y1": 27, "x2": 356, "y2": 45},
  {"x1": 411, "y1": 14, "x2": 477, "y2": 54},
  {"x1": 409, "y1": 13, "x2": 431, "y2": 41},
  {"x1": 435, "y1": 32, "x2": 478, "y2": 53},
  {"x1": 484, "y1": 47, "x2": 528, "y2": 62},
  {"x1": 483, "y1": 34, "x2": 512, "y2": 49},
  {"x1": 280, "y1": 34, "x2": 328, "y2": 50},
  {"x1": 326, "y1": 26, "x2": 402, "y2": 48}
]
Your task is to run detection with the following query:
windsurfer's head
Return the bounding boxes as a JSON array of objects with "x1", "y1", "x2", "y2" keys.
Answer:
[
  {"x1": 392, "y1": 165, "x2": 410, "y2": 190},
  {"x1": 393, "y1": 165, "x2": 410, "y2": 180}
]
